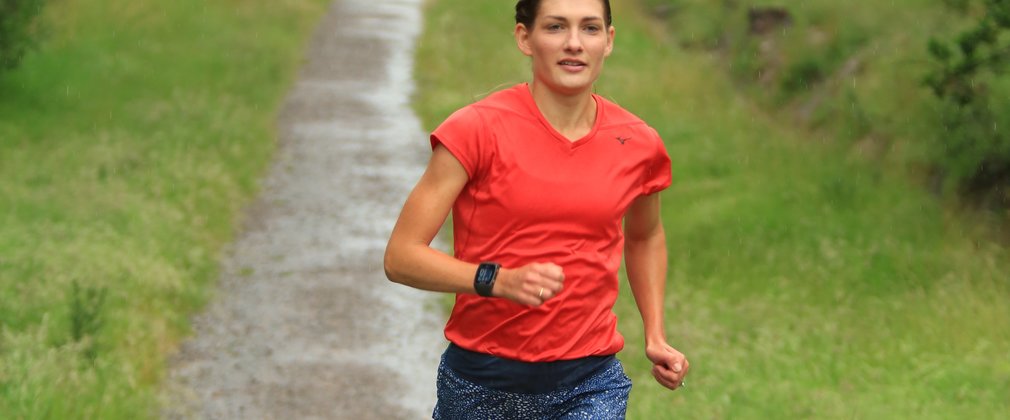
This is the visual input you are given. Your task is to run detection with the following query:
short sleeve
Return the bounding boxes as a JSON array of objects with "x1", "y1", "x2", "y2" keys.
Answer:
[
  {"x1": 642, "y1": 128, "x2": 672, "y2": 195},
  {"x1": 430, "y1": 105, "x2": 487, "y2": 179}
]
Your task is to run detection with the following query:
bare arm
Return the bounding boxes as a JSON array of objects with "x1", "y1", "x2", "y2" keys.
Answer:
[
  {"x1": 383, "y1": 145, "x2": 564, "y2": 305},
  {"x1": 624, "y1": 192, "x2": 689, "y2": 390}
]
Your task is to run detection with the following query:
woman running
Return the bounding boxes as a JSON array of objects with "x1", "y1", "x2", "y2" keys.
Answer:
[{"x1": 384, "y1": 0, "x2": 689, "y2": 417}]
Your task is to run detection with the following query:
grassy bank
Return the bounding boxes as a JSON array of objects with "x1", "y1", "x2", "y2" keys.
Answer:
[
  {"x1": 0, "y1": 0, "x2": 328, "y2": 417},
  {"x1": 413, "y1": 1, "x2": 1010, "y2": 418},
  {"x1": 643, "y1": 0, "x2": 1010, "y2": 208}
]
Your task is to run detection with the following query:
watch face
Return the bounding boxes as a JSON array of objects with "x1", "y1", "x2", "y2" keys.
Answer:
[
  {"x1": 474, "y1": 263, "x2": 499, "y2": 297},
  {"x1": 476, "y1": 265, "x2": 497, "y2": 285}
]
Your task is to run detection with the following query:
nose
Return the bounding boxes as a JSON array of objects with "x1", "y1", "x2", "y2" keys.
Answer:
[{"x1": 564, "y1": 28, "x2": 583, "y2": 52}]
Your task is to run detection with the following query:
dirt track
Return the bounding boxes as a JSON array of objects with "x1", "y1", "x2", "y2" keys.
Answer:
[{"x1": 163, "y1": 0, "x2": 444, "y2": 418}]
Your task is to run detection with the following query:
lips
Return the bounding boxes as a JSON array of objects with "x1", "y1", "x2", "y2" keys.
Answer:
[{"x1": 558, "y1": 58, "x2": 587, "y2": 72}]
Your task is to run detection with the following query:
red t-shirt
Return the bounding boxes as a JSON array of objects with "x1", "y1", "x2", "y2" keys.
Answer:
[{"x1": 431, "y1": 83, "x2": 672, "y2": 362}]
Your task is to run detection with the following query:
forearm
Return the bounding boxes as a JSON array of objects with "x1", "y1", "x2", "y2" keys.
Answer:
[
  {"x1": 383, "y1": 144, "x2": 479, "y2": 295},
  {"x1": 384, "y1": 240, "x2": 564, "y2": 306},
  {"x1": 624, "y1": 225, "x2": 669, "y2": 346},
  {"x1": 384, "y1": 240, "x2": 478, "y2": 294}
]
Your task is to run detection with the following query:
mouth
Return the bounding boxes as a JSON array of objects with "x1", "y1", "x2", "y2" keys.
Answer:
[{"x1": 558, "y1": 59, "x2": 587, "y2": 71}]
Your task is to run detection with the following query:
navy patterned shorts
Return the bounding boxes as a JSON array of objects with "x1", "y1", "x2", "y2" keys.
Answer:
[{"x1": 432, "y1": 354, "x2": 632, "y2": 419}]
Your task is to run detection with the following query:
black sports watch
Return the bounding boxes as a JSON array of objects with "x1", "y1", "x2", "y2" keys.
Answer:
[{"x1": 474, "y1": 262, "x2": 501, "y2": 297}]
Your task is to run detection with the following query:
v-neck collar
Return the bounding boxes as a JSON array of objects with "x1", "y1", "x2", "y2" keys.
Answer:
[{"x1": 518, "y1": 83, "x2": 603, "y2": 150}]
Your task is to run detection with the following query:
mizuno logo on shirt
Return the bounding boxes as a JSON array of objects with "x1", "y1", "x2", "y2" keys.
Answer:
[{"x1": 616, "y1": 136, "x2": 631, "y2": 145}]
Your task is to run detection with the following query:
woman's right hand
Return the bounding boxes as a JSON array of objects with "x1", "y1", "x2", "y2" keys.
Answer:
[{"x1": 494, "y1": 263, "x2": 565, "y2": 306}]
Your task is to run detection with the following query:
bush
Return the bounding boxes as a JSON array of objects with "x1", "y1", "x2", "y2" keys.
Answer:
[
  {"x1": 923, "y1": 0, "x2": 1010, "y2": 200},
  {"x1": 0, "y1": 0, "x2": 46, "y2": 71}
]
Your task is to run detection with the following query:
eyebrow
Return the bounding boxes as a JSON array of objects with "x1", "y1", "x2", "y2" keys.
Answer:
[{"x1": 542, "y1": 15, "x2": 604, "y2": 23}]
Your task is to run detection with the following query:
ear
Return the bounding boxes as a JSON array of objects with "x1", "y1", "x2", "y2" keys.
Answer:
[
  {"x1": 604, "y1": 25, "x2": 616, "y2": 57},
  {"x1": 515, "y1": 23, "x2": 533, "y2": 57}
]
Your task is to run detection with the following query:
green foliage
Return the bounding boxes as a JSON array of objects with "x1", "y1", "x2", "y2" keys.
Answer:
[
  {"x1": 0, "y1": 0, "x2": 46, "y2": 70},
  {"x1": 924, "y1": 0, "x2": 1010, "y2": 198},
  {"x1": 647, "y1": 1, "x2": 872, "y2": 106},
  {"x1": 925, "y1": 0, "x2": 1010, "y2": 105},
  {"x1": 68, "y1": 280, "x2": 107, "y2": 361},
  {"x1": 644, "y1": 0, "x2": 1010, "y2": 206},
  {"x1": 0, "y1": 0, "x2": 330, "y2": 416}
]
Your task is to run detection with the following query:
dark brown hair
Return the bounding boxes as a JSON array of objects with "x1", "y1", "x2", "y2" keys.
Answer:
[{"x1": 515, "y1": 0, "x2": 613, "y2": 28}]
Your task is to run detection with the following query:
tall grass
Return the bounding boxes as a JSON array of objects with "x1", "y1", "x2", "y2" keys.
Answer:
[
  {"x1": 0, "y1": 0, "x2": 328, "y2": 417},
  {"x1": 413, "y1": 0, "x2": 1010, "y2": 418}
]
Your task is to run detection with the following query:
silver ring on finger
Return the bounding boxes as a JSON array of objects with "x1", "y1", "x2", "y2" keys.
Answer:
[{"x1": 538, "y1": 287, "x2": 544, "y2": 299}]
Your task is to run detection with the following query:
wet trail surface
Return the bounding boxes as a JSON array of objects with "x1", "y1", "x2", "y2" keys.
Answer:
[{"x1": 164, "y1": 0, "x2": 444, "y2": 418}]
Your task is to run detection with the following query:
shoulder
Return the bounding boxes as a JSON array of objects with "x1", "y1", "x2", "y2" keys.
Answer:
[
  {"x1": 596, "y1": 94, "x2": 663, "y2": 142},
  {"x1": 466, "y1": 84, "x2": 536, "y2": 122},
  {"x1": 437, "y1": 85, "x2": 532, "y2": 135}
]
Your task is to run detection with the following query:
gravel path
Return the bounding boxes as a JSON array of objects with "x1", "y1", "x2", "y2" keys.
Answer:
[{"x1": 163, "y1": 0, "x2": 444, "y2": 418}]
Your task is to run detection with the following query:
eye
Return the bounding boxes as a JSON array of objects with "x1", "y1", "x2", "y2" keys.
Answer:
[
  {"x1": 546, "y1": 23, "x2": 564, "y2": 32},
  {"x1": 583, "y1": 25, "x2": 601, "y2": 34}
]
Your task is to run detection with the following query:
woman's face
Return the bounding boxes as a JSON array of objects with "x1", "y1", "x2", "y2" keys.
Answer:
[{"x1": 515, "y1": 0, "x2": 615, "y2": 96}]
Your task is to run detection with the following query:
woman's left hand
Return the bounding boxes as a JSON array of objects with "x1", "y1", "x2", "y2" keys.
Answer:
[{"x1": 645, "y1": 341, "x2": 689, "y2": 391}]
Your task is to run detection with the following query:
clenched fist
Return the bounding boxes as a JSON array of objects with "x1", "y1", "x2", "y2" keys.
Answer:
[{"x1": 495, "y1": 262, "x2": 565, "y2": 306}]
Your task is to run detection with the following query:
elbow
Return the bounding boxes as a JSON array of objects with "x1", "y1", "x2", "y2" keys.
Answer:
[{"x1": 383, "y1": 244, "x2": 405, "y2": 284}]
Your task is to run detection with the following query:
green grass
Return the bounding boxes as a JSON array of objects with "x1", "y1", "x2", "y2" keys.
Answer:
[
  {"x1": 0, "y1": 0, "x2": 328, "y2": 417},
  {"x1": 413, "y1": 0, "x2": 1010, "y2": 418},
  {"x1": 644, "y1": 0, "x2": 1010, "y2": 196}
]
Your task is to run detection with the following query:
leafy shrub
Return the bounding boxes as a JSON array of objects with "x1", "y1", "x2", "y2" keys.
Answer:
[
  {"x1": 0, "y1": 0, "x2": 46, "y2": 71},
  {"x1": 923, "y1": 0, "x2": 1010, "y2": 200}
]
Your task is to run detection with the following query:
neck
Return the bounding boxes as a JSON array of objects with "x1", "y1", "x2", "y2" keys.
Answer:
[{"x1": 528, "y1": 81, "x2": 597, "y2": 141}]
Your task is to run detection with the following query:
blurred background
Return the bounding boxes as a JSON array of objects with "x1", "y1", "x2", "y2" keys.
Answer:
[{"x1": 2, "y1": 0, "x2": 1009, "y2": 418}]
